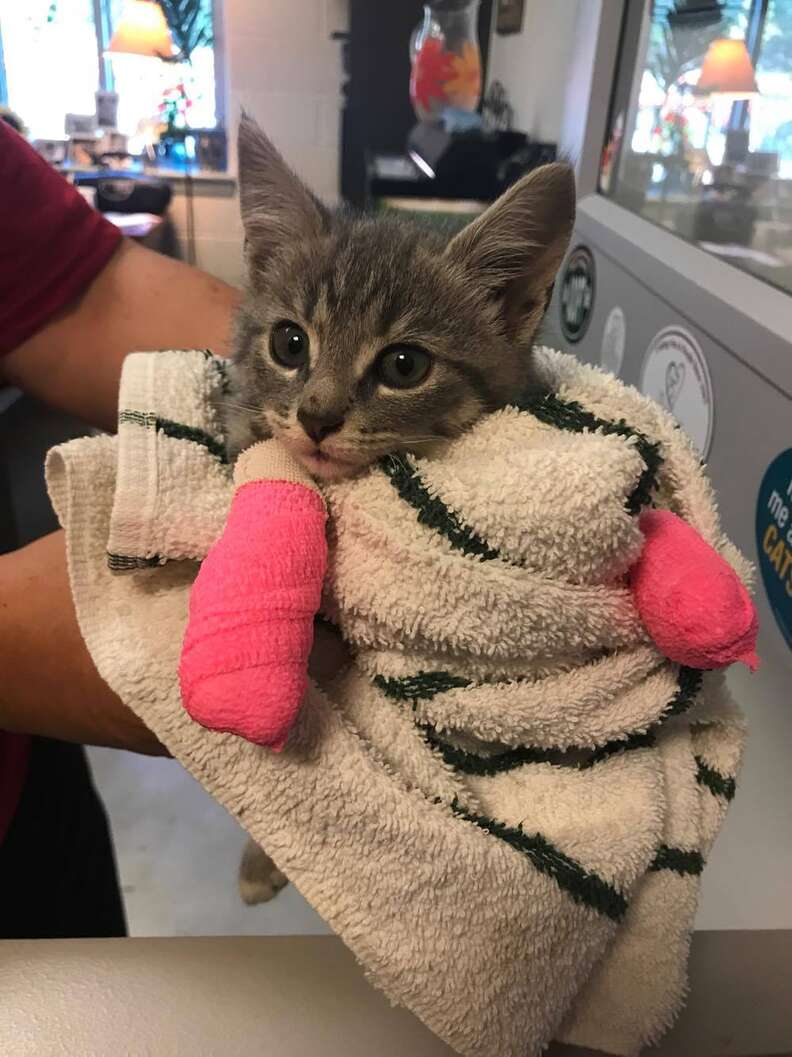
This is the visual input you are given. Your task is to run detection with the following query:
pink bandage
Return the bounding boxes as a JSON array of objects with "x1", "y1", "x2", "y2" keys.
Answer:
[
  {"x1": 179, "y1": 475, "x2": 327, "y2": 750},
  {"x1": 630, "y1": 509, "x2": 759, "y2": 671}
]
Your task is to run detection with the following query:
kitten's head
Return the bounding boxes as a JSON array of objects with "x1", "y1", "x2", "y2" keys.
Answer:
[{"x1": 230, "y1": 113, "x2": 575, "y2": 480}]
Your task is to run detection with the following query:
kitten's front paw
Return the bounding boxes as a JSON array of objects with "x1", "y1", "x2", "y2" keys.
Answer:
[
  {"x1": 239, "y1": 868, "x2": 289, "y2": 905},
  {"x1": 238, "y1": 839, "x2": 289, "y2": 905}
]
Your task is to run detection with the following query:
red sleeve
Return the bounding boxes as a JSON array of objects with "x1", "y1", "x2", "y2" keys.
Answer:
[{"x1": 0, "y1": 120, "x2": 123, "y2": 356}]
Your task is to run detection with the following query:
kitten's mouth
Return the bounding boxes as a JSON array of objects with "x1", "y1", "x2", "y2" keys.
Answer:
[
  {"x1": 296, "y1": 446, "x2": 364, "y2": 481},
  {"x1": 271, "y1": 425, "x2": 369, "y2": 481}
]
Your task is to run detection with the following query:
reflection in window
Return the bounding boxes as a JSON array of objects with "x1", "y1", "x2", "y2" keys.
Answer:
[
  {"x1": 105, "y1": 0, "x2": 216, "y2": 147},
  {"x1": 601, "y1": 0, "x2": 792, "y2": 295},
  {"x1": 0, "y1": 0, "x2": 216, "y2": 146}
]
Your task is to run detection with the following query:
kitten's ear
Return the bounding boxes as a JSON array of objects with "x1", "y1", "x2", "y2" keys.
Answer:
[
  {"x1": 237, "y1": 111, "x2": 329, "y2": 278},
  {"x1": 445, "y1": 162, "x2": 575, "y2": 341}
]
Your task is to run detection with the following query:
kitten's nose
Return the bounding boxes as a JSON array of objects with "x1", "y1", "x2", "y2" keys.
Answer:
[{"x1": 297, "y1": 408, "x2": 344, "y2": 444}]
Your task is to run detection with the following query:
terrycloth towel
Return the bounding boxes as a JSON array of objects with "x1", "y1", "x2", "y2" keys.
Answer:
[{"x1": 46, "y1": 348, "x2": 748, "y2": 1057}]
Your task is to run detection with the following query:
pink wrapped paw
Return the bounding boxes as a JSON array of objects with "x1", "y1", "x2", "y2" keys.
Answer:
[
  {"x1": 630, "y1": 509, "x2": 759, "y2": 671},
  {"x1": 179, "y1": 442, "x2": 327, "y2": 750}
]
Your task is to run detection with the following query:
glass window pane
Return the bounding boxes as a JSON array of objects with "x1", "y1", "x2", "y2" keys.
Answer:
[
  {"x1": 107, "y1": 0, "x2": 216, "y2": 146},
  {"x1": 602, "y1": 0, "x2": 792, "y2": 297},
  {"x1": 110, "y1": 46, "x2": 216, "y2": 142},
  {"x1": 0, "y1": 0, "x2": 100, "y2": 138},
  {"x1": 752, "y1": 1, "x2": 792, "y2": 176}
]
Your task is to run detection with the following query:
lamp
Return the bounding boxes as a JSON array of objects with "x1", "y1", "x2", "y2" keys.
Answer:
[
  {"x1": 696, "y1": 38, "x2": 759, "y2": 99},
  {"x1": 106, "y1": 0, "x2": 174, "y2": 59}
]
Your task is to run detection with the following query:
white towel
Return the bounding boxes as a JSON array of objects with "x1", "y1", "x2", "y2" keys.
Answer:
[{"x1": 46, "y1": 347, "x2": 748, "y2": 1057}]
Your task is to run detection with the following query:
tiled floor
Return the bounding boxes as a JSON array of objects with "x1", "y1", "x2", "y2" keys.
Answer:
[{"x1": 87, "y1": 747, "x2": 330, "y2": 937}]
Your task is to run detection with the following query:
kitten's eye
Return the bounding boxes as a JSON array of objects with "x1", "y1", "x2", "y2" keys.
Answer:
[
  {"x1": 271, "y1": 322, "x2": 309, "y2": 369},
  {"x1": 376, "y1": 346, "x2": 432, "y2": 390}
]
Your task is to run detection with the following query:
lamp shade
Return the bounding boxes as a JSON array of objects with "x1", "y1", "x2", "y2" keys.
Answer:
[
  {"x1": 107, "y1": 0, "x2": 174, "y2": 59},
  {"x1": 696, "y1": 38, "x2": 759, "y2": 98}
]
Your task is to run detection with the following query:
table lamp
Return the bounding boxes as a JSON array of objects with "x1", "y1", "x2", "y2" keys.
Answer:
[
  {"x1": 696, "y1": 38, "x2": 759, "y2": 99},
  {"x1": 107, "y1": 0, "x2": 175, "y2": 60},
  {"x1": 695, "y1": 38, "x2": 759, "y2": 168}
]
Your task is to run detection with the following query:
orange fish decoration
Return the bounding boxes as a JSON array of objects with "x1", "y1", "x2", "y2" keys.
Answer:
[
  {"x1": 444, "y1": 41, "x2": 482, "y2": 111},
  {"x1": 411, "y1": 37, "x2": 455, "y2": 113},
  {"x1": 410, "y1": 38, "x2": 481, "y2": 115}
]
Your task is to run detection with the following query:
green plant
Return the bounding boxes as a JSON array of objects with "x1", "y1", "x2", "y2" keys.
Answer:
[{"x1": 156, "y1": 0, "x2": 214, "y2": 63}]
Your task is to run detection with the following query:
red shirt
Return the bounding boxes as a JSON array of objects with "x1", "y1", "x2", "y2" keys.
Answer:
[
  {"x1": 0, "y1": 120, "x2": 122, "y2": 355},
  {"x1": 0, "y1": 119, "x2": 123, "y2": 842}
]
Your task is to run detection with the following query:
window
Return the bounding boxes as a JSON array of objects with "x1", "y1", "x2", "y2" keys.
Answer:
[
  {"x1": 0, "y1": 0, "x2": 217, "y2": 148},
  {"x1": 1, "y1": 1, "x2": 104, "y2": 139},
  {"x1": 601, "y1": 0, "x2": 792, "y2": 297}
]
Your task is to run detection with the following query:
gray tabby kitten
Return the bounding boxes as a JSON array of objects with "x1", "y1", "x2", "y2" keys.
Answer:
[
  {"x1": 228, "y1": 114, "x2": 575, "y2": 905},
  {"x1": 224, "y1": 113, "x2": 576, "y2": 478}
]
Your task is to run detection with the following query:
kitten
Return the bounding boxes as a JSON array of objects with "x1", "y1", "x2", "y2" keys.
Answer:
[
  {"x1": 224, "y1": 113, "x2": 576, "y2": 479},
  {"x1": 227, "y1": 114, "x2": 575, "y2": 905}
]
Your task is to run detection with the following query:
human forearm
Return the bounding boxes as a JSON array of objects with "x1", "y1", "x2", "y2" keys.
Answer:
[
  {"x1": 0, "y1": 531, "x2": 167, "y2": 755},
  {"x1": 0, "y1": 239, "x2": 241, "y2": 432}
]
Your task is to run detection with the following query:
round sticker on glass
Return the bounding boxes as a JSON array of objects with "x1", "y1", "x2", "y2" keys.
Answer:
[
  {"x1": 601, "y1": 306, "x2": 626, "y2": 376},
  {"x1": 756, "y1": 449, "x2": 792, "y2": 651},
  {"x1": 641, "y1": 325, "x2": 713, "y2": 457},
  {"x1": 560, "y1": 246, "x2": 595, "y2": 343}
]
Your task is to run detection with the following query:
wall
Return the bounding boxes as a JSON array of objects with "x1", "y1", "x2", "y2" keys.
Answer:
[
  {"x1": 485, "y1": 0, "x2": 583, "y2": 146},
  {"x1": 485, "y1": 0, "x2": 623, "y2": 195},
  {"x1": 169, "y1": 0, "x2": 348, "y2": 288}
]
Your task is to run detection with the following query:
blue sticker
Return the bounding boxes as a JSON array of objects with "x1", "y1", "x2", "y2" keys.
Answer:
[{"x1": 755, "y1": 449, "x2": 792, "y2": 651}]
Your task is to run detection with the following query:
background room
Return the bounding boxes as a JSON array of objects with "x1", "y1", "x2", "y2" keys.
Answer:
[{"x1": 1, "y1": 2, "x2": 791, "y2": 1053}]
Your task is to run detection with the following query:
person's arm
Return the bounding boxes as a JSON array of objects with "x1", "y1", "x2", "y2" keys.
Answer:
[
  {"x1": 0, "y1": 124, "x2": 241, "y2": 752},
  {"x1": 0, "y1": 531, "x2": 167, "y2": 754},
  {"x1": 0, "y1": 119, "x2": 241, "y2": 430},
  {"x1": 0, "y1": 243, "x2": 240, "y2": 749},
  {"x1": 0, "y1": 238, "x2": 240, "y2": 431},
  {"x1": 0, "y1": 244, "x2": 239, "y2": 750}
]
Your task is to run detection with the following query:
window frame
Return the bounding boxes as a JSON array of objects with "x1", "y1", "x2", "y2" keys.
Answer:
[{"x1": 576, "y1": 0, "x2": 792, "y2": 398}]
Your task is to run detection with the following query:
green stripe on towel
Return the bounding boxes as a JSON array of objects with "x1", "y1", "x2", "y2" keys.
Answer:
[
  {"x1": 695, "y1": 756, "x2": 736, "y2": 801},
  {"x1": 374, "y1": 671, "x2": 471, "y2": 704},
  {"x1": 379, "y1": 455, "x2": 500, "y2": 562},
  {"x1": 380, "y1": 394, "x2": 661, "y2": 565},
  {"x1": 663, "y1": 666, "x2": 702, "y2": 719},
  {"x1": 107, "y1": 552, "x2": 163, "y2": 572},
  {"x1": 581, "y1": 729, "x2": 657, "y2": 768},
  {"x1": 518, "y1": 393, "x2": 663, "y2": 515},
  {"x1": 119, "y1": 410, "x2": 228, "y2": 464},
  {"x1": 423, "y1": 725, "x2": 654, "y2": 776},
  {"x1": 452, "y1": 800, "x2": 628, "y2": 922},
  {"x1": 649, "y1": 845, "x2": 705, "y2": 876},
  {"x1": 376, "y1": 668, "x2": 697, "y2": 752},
  {"x1": 425, "y1": 727, "x2": 561, "y2": 775},
  {"x1": 375, "y1": 667, "x2": 699, "y2": 711}
]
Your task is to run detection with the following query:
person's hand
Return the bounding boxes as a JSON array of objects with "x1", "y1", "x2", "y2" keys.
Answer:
[{"x1": 0, "y1": 531, "x2": 168, "y2": 755}]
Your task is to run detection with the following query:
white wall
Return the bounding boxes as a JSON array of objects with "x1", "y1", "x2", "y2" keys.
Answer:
[
  {"x1": 486, "y1": 0, "x2": 583, "y2": 146},
  {"x1": 169, "y1": 0, "x2": 348, "y2": 287},
  {"x1": 485, "y1": 0, "x2": 624, "y2": 194}
]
